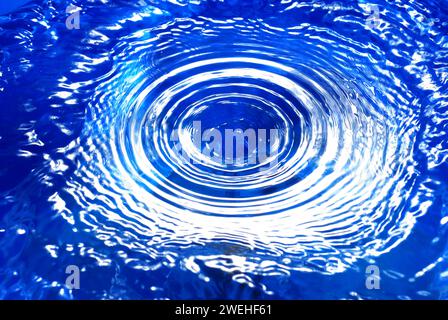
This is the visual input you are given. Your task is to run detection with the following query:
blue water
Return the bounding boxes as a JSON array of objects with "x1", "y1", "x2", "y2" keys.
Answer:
[{"x1": 0, "y1": 0, "x2": 447, "y2": 300}]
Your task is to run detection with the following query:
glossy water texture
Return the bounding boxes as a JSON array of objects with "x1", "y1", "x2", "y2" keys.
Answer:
[{"x1": 0, "y1": 0, "x2": 447, "y2": 299}]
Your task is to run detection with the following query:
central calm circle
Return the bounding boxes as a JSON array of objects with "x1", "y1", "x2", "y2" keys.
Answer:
[{"x1": 173, "y1": 96, "x2": 291, "y2": 174}]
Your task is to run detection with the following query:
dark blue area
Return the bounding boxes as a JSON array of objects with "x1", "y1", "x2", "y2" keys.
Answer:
[{"x1": 0, "y1": 1, "x2": 32, "y2": 15}]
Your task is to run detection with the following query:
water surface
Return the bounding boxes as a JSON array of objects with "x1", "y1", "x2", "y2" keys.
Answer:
[{"x1": 0, "y1": 0, "x2": 447, "y2": 299}]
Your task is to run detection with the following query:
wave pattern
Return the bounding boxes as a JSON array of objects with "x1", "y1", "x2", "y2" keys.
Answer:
[
  {"x1": 67, "y1": 14, "x2": 431, "y2": 273},
  {"x1": 0, "y1": 0, "x2": 447, "y2": 298}
]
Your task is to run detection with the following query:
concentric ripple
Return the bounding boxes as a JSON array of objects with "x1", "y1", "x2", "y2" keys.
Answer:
[
  {"x1": 56, "y1": 8, "x2": 438, "y2": 276},
  {"x1": 1, "y1": 0, "x2": 447, "y2": 299}
]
